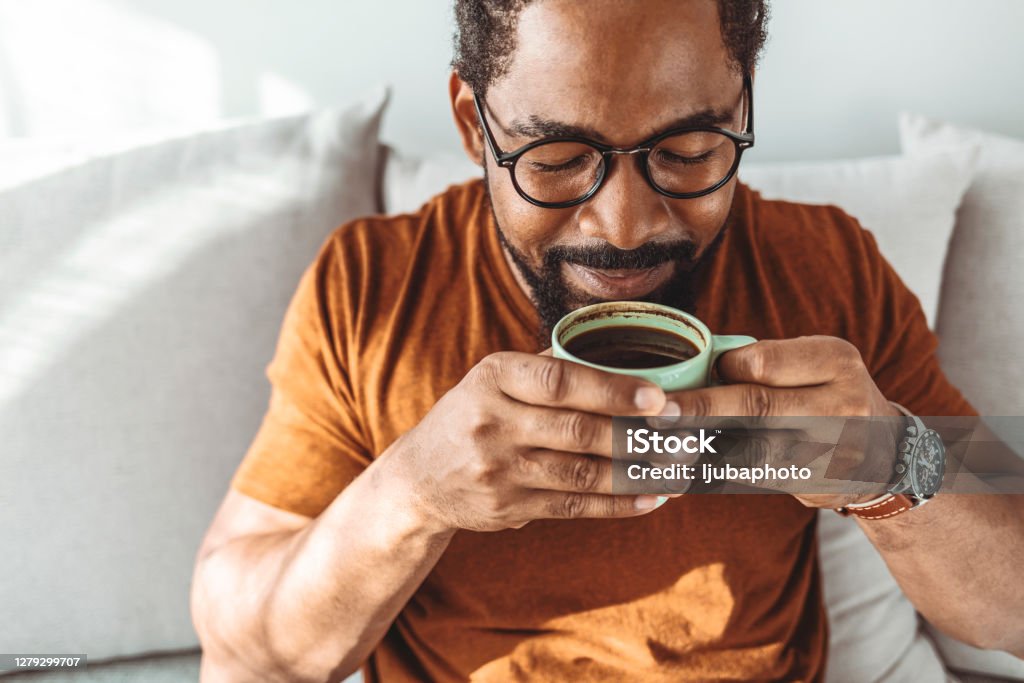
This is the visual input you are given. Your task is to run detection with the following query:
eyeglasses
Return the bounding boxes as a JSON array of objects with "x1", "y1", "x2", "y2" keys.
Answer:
[{"x1": 474, "y1": 75, "x2": 755, "y2": 209}]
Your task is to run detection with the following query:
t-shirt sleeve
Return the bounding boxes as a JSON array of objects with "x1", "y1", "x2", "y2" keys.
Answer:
[
  {"x1": 858, "y1": 229, "x2": 977, "y2": 418},
  {"x1": 230, "y1": 238, "x2": 371, "y2": 518}
]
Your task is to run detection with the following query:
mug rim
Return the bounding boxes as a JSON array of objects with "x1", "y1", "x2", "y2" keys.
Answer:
[{"x1": 551, "y1": 301, "x2": 712, "y2": 374}]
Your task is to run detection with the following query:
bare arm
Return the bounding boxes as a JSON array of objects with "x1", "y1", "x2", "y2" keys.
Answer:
[
  {"x1": 191, "y1": 352, "x2": 673, "y2": 682},
  {"x1": 191, "y1": 454, "x2": 455, "y2": 683},
  {"x1": 668, "y1": 336, "x2": 1024, "y2": 658},
  {"x1": 856, "y1": 427, "x2": 1024, "y2": 657}
]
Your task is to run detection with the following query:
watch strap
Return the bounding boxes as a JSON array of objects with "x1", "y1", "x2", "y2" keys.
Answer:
[
  {"x1": 834, "y1": 401, "x2": 938, "y2": 520},
  {"x1": 836, "y1": 492, "x2": 916, "y2": 520}
]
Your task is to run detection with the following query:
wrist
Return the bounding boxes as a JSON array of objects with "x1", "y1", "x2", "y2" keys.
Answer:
[{"x1": 373, "y1": 436, "x2": 459, "y2": 540}]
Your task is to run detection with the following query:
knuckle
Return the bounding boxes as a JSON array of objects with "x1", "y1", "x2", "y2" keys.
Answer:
[
  {"x1": 569, "y1": 457, "x2": 598, "y2": 492},
  {"x1": 559, "y1": 493, "x2": 587, "y2": 519},
  {"x1": 477, "y1": 459, "x2": 505, "y2": 487},
  {"x1": 833, "y1": 338, "x2": 863, "y2": 368},
  {"x1": 464, "y1": 404, "x2": 499, "y2": 440},
  {"x1": 753, "y1": 436, "x2": 773, "y2": 467},
  {"x1": 481, "y1": 493, "x2": 506, "y2": 517},
  {"x1": 516, "y1": 453, "x2": 544, "y2": 481},
  {"x1": 473, "y1": 353, "x2": 500, "y2": 381},
  {"x1": 465, "y1": 456, "x2": 488, "y2": 483},
  {"x1": 745, "y1": 345, "x2": 769, "y2": 382},
  {"x1": 537, "y1": 359, "x2": 571, "y2": 402},
  {"x1": 687, "y1": 391, "x2": 712, "y2": 417},
  {"x1": 743, "y1": 385, "x2": 773, "y2": 417},
  {"x1": 562, "y1": 411, "x2": 595, "y2": 447}
]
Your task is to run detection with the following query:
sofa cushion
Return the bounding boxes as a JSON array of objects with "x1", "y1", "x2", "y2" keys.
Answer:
[
  {"x1": 901, "y1": 114, "x2": 1024, "y2": 417},
  {"x1": 0, "y1": 87, "x2": 387, "y2": 661},
  {"x1": 901, "y1": 113, "x2": 1024, "y2": 681}
]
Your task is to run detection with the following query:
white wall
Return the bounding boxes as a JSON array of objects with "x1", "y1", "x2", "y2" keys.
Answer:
[
  {"x1": 750, "y1": 0, "x2": 1024, "y2": 162},
  {"x1": 0, "y1": 0, "x2": 1021, "y2": 160}
]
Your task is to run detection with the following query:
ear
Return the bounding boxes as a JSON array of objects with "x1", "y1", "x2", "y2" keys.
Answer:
[{"x1": 449, "y1": 71, "x2": 485, "y2": 167}]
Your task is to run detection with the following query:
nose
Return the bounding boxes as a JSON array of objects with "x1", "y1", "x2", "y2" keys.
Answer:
[{"x1": 576, "y1": 153, "x2": 672, "y2": 250}]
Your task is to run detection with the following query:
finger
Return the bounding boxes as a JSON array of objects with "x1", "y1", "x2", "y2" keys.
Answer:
[
  {"x1": 538, "y1": 347, "x2": 553, "y2": 357},
  {"x1": 716, "y1": 336, "x2": 863, "y2": 387},
  {"x1": 484, "y1": 351, "x2": 668, "y2": 416},
  {"x1": 519, "y1": 450, "x2": 614, "y2": 494},
  {"x1": 518, "y1": 405, "x2": 616, "y2": 456},
  {"x1": 668, "y1": 383, "x2": 814, "y2": 418},
  {"x1": 531, "y1": 491, "x2": 667, "y2": 520},
  {"x1": 709, "y1": 432, "x2": 839, "y2": 495}
]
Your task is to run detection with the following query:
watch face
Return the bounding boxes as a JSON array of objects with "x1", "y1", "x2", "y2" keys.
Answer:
[{"x1": 910, "y1": 430, "x2": 945, "y2": 497}]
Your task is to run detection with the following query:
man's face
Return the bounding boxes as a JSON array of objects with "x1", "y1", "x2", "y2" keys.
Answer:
[{"x1": 454, "y1": 0, "x2": 747, "y2": 336}]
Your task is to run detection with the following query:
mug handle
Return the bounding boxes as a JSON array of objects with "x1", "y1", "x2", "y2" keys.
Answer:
[{"x1": 708, "y1": 335, "x2": 758, "y2": 386}]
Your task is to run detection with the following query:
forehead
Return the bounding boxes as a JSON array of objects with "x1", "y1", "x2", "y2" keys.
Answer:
[{"x1": 486, "y1": 0, "x2": 740, "y2": 144}]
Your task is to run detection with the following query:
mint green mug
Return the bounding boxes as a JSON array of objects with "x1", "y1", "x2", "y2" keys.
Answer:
[{"x1": 551, "y1": 302, "x2": 756, "y2": 391}]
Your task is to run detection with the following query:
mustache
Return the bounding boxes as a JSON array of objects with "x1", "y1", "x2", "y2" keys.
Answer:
[{"x1": 543, "y1": 239, "x2": 699, "y2": 271}]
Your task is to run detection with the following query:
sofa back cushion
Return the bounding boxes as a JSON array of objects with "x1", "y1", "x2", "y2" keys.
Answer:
[
  {"x1": 901, "y1": 113, "x2": 1024, "y2": 680},
  {"x1": 0, "y1": 88, "x2": 386, "y2": 660}
]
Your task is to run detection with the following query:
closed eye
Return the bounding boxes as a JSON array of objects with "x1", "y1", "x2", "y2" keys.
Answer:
[
  {"x1": 525, "y1": 155, "x2": 590, "y2": 173},
  {"x1": 653, "y1": 149, "x2": 715, "y2": 166}
]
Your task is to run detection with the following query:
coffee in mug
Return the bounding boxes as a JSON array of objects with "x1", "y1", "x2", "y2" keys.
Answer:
[
  {"x1": 551, "y1": 302, "x2": 756, "y2": 391},
  {"x1": 562, "y1": 325, "x2": 701, "y2": 369}
]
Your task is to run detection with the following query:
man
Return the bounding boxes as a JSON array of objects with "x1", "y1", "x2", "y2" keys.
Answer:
[{"x1": 191, "y1": 1, "x2": 1024, "y2": 681}]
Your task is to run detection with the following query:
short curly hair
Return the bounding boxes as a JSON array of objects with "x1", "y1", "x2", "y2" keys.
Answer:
[{"x1": 452, "y1": 0, "x2": 770, "y2": 96}]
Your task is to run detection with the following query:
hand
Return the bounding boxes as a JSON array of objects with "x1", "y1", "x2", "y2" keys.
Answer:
[
  {"x1": 383, "y1": 351, "x2": 680, "y2": 533},
  {"x1": 665, "y1": 336, "x2": 902, "y2": 509}
]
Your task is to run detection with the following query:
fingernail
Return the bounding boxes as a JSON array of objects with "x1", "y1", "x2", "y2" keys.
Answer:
[
  {"x1": 634, "y1": 495, "x2": 660, "y2": 510},
  {"x1": 635, "y1": 495, "x2": 670, "y2": 511},
  {"x1": 646, "y1": 402, "x2": 680, "y2": 428},
  {"x1": 658, "y1": 401, "x2": 681, "y2": 417},
  {"x1": 634, "y1": 386, "x2": 664, "y2": 411}
]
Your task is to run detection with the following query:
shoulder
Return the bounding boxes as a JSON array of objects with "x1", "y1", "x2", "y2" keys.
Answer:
[
  {"x1": 323, "y1": 179, "x2": 487, "y2": 270},
  {"x1": 732, "y1": 182, "x2": 894, "y2": 319},
  {"x1": 297, "y1": 179, "x2": 487, "y2": 344},
  {"x1": 311, "y1": 178, "x2": 485, "y2": 286},
  {"x1": 737, "y1": 182, "x2": 883, "y2": 275},
  {"x1": 724, "y1": 183, "x2": 910, "y2": 352}
]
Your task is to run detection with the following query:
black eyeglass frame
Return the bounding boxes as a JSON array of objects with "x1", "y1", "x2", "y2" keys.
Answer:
[{"x1": 473, "y1": 74, "x2": 755, "y2": 209}]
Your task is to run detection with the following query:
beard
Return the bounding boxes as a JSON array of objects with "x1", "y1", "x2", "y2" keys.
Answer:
[{"x1": 483, "y1": 170, "x2": 730, "y2": 346}]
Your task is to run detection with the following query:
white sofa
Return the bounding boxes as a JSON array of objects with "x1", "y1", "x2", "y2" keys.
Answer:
[{"x1": 1, "y1": 91, "x2": 1022, "y2": 682}]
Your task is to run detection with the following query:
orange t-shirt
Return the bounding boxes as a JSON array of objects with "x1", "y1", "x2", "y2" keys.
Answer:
[{"x1": 231, "y1": 180, "x2": 974, "y2": 682}]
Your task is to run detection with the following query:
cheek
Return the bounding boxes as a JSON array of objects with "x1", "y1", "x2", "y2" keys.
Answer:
[
  {"x1": 487, "y1": 170, "x2": 574, "y2": 259},
  {"x1": 668, "y1": 182, "x2": 737, "y2": 243}
]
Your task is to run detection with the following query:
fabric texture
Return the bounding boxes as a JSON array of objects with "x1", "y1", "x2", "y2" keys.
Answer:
[
  {"x1": 901, "y1": 113, "x2": 1024, "y2": 681},
  {"x1": 0, "y1": 88, "x2": 387, "y2": 660},
  {"x1": 232, "y1": 178, "x2": 974, "y2": 682}
]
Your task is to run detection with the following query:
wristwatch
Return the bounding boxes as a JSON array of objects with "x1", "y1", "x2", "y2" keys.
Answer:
[{"x1": 836, "y1": 402, "x2": 946, "y2": 520}]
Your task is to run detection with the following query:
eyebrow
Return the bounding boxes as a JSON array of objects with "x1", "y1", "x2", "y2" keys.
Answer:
[{"x1": 498, "y1": 108, "x2": 739, "y2": 144}]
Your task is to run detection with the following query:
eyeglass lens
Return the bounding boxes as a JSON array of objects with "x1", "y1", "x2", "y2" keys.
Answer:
[{"x1": 513, "y1": 132, "x2": 738, "y2": 204}]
